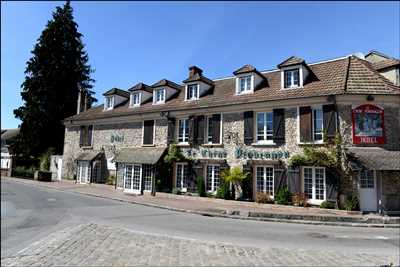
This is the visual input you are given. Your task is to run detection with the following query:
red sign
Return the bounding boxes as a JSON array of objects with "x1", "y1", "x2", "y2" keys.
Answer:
[{"x1": 352, "y1": 104, "x2": 385, "y2": 144}]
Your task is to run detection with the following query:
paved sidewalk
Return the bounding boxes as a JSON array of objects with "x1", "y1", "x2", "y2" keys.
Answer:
[
  {"x1": 4, "y1": 177, "x2": 399, "y2": 227},
  {"x1": 2, "y1": 223, "x2": 397, "y2": 266}
]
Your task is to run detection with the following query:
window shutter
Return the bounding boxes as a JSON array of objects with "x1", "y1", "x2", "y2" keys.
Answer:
[
  {"x1": 188, "y1": 116, "x2": 195, "y2": 145},
  {"x1": 323, "y1": 104, "x2": 337, "y2": 141},
  {"x1": 243, "y1": 111, "x2": 254, "y2": 145},
  {"x1": 212, "y1": 114, "x2": 221, "y2": 144},
  {"x1": 197, "y1": 115, "x2": 205, "y2": 145},
  {"x1": 87, "y1": 125, "x2": 93, "y2": 146},
  {"x1": 143, "y1": 120, "x2": 154, "y2": 145},
  {"x1": 299, "y1": 106, "x2": 312, "y2": 142},
  {"x1": 287, "y1": 167, "x2": 300, "y2": 193},
  {"x1": 273, "y1": 168, "x2": 286, "y2": 195},
  {"x1": 242, "y1": 163, "x2": 254, "y2": 200},
  {"x1": 79, "y1": 126, "x2": 84, "y2": 147},
  {"x1": 167, "y1": 118, "x2": 176, "y2": 144},
  {"x1": 273, "y1": 109, "x2": 285, "y2": 143}
]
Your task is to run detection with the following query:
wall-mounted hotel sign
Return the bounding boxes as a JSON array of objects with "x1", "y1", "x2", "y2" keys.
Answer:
[
  {"x1": 110, "y1": 132, "x2": 124, "y2": 143},
  {"x1": 234, "y1": 147, "x2": 289, "y2": 160},
  {"x1": 183, "y1": 148, "x2": 228, "y2": 159},
  {"x1": 352, "y1": 104, "x2": 385, "y2": 144}
]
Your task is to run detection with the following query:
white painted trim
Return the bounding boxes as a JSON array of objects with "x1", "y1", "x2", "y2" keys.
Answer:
[
  {"x1": 153, "y1": 88, "x2": 166, "y2": 105},
  {"x1": 130, "y1": 92, "x2": 141, "y2": 107},
  {"x1": 176, "y1": 118, "x2": 189, "y2": 144},
  {"x1": 204, "y1": 113, "x2": 223, "y2": 145},
  {"x1": 254, "y1": 165, "x2": 275, "y2": 196},
  {"x1": 185, "y1": 83, "x2": 200, "y2": 101},
  {"x1": 235, "y1": 73, "x2": 254, "y2": 95},
  {"x1": 254, "y1": 111, "x2": 274, "y2": 144},
  {"x1": 175, "y1": 162, "x2": 188, "y2": 192},
  {"x1": 205, "y1": 164, "x2": 220, "y2": 193},
  {"x1": 104, "y1": 96, "x2": 114, "y2": 111},
  {"x1": 301, "y1": 166, "x2": 326, "y2": 204}
]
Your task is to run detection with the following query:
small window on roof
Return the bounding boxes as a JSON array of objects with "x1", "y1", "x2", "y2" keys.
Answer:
[
  {"x1": 154, "y1": 88, "x2": 165, "y2": 104},
  {"x1": 131, "y1": 93, "x2": 141, "y2": 107},
  {"x1": 236, "y1": 75, "x2": 253, "y2": 94},
  {"x1": 284, "y1": 69, "x2": 300, "y2": 88},
  {"x1": 186, "y1": 84, "x2": 199, "y2": 100},
  {"x1": 105, "y1": 96, "x2": 114, "y2": 110}
]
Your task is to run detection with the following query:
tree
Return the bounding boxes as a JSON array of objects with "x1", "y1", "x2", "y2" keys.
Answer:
[
  {"x1": 221, "y1": 166, "x2": 248, "y2": 200},
  {"x1": 12, "y1": 1, "x2": 95, "y2": 161}
]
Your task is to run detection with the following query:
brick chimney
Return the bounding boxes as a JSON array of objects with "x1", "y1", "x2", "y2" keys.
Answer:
[{"x1": 188, "y1": 66, "x2": 203, "y2": 78}]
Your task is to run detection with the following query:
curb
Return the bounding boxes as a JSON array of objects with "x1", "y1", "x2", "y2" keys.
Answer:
[{"x1": 5, "y1": 178, "x2": 399, "y2": 228}]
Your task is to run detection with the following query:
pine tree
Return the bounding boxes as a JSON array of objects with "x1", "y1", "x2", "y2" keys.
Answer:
[{"x1": 13, "y1": 1, "x2": 95, "y2": 161}]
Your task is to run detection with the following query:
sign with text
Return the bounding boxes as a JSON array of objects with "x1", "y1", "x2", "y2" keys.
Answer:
[
  {"x1": 234, "y1": 147, "x2": 289, "y2": 160},
  {"x1": 352, "y1": 104, "x2": 384, "y2": 144},
  {"x1": 110, "y1": 132, "x2": 124, "y2": 143}
]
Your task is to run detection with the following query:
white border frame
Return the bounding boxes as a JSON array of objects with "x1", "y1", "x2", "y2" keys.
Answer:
[
  {"x1": 185, "y1": 83, "x2": 200, "y2": 101},
  {"x1": 205, "y1": 164, "x2": 220, "y2": 193},
  {"x1": 235, "y1": 73, "x2": 254, "y2": 95},
  {"x1": 175, "y1": 162, "x2": 188, "y2": 192},
  {"x1": 254, "y1": 165, "x2": 275, "y2": 197},
  {"x1": 301, "y1": 166, "x2": 326, "y2": 205}
]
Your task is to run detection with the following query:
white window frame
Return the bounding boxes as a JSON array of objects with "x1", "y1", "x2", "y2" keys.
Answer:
[
  {"x1": 185, "y1": 83, "x2": 200, "y2": 101},
  {"x1": 206, "y1": 164, "x2": 220, "y2": 193},
  {"x1": 302, "y1": 166, "x2": 326, "y2": 205},
  {"x1": 283, "y1": 68, "x2": 300, "y2": 89},
  {"x1": 255, "y1": 165, "x2": 274, "y2": 197},
  {"x1": 175, "y1": 162, "x2": 188, "y2": 192},
  {"x1": 235, "y1": 74, "x2": 254, "y2": 95},
  {"x1": 124, "y1": 164, "x2": 143, "y2": 194},
  {"x1": 104, "y1": 96, "x2": 114, "y2": 110},
  {"x1": 130, "y1": 92, "x2": 141, "y2": 107},
  {"x1": 153, "y1": 88, "x2": 166, "y2": 104},
  {"x1": 205, "y1": 114, "x2": 223, "y2": 145},
  {"x1": 255, "y1": 111, "x2": 274, "y2": 144},
  {"x1": 359, "y1": 169, "x2": 375, "y2": 189},
  {"x1": 281, "y1": 67, "x2": 303, "y2": 89},
  {"x1": 177, "y1": 118, "x2": 189, "y2": 144},
  {"x1": 296, "y1": 106, "x2": 324, "y2": 144},
  {"x1": 312, "y1": 106, "x2": 323, "y2": 143}
]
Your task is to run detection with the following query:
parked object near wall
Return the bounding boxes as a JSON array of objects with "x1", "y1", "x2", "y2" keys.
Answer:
[{"x1": 34, "y1": 170, "x2": 52, "y2": 182}]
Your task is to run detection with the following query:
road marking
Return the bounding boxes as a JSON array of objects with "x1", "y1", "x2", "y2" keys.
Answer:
[{"x1": 47, "y1": 198, "x2": 56, "y2": 202}]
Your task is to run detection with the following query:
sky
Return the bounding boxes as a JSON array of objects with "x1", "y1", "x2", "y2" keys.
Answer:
[{"x1": 1, "y1": 1, "x2": 399, "y2": 129}]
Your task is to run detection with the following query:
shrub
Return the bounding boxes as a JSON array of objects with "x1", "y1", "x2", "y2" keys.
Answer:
[
  {"x1": 255, "y1": 192, "x2": 274, "y2": 204},
  {"x1": 172, "y1": 188, "x2": 182, "y2": 195},
  {"x1": 39, "y1": 147, "x2": 55, "y2": 171},
  {"x1": 216, "y1": 182, "x2": 233, "y2": 200},
  {"x1": 106, "y1": 175, "x2": 115, "y2": 185},
  {"x1": 275, "y1": 186, "x2": 292, "y2": 205},
  {"x1": 320, "y1": 200, "x2": 335, "y2": 209},
  {"x1": 344, "y1": 194, "x2": 359, "y2": 211},
  {"x1": 196, "y1": 176, "x2": 206, "y2": 197},
  {"x1": 221, "y1": 167, "x2": 248, "y2": 200},
  {"x1": 292, "y1": 192, "x2": 308, "y2": 207},
  {"x1": 13, "y1": 166, "x2": 35, "y2": 178}
]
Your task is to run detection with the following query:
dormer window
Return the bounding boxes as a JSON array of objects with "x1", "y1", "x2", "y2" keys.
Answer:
[
  {"x1": 238, "y1": 75, "x2": 252, "y2": 94},
  {"x1": 186, "y1": 84, "x2": 199, "y2": 100},
  {"x1": 154, "y1": 88, "x2": 165, "y2": 104},
  {"x1": 130, "y1": 93, "x2": 141, "y2": 107},
  {"x1": 105, "y1": 96, "x2": 114, "y2": 110},
  {"x1": 284, "y1": 69, "x2": 300, "y2": 88}
]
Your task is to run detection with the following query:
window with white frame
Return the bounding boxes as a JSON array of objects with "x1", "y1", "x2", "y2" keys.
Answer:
[
  {"x1": 256, "y1": 166, "x2": 274, "y2": 196},
  {"x1": 237, "y1": 75, "x2": 252, "y2": 94},
  {"x1": 256, "y1": 112, "x2": 273, "y2": 142},
  {"x1": 154, "y1": 88, "x2": 165, "y2": 104},
  {"x1": 105, "y1": 96, "x2": 114, "y2": 110},
  {"x1": 360, "y1": 170, "x2": 375, "y2": 188},
  {"x1": 206, "y1": 165, "x2": 220, "y2": 192},
  {"x1": 131, "y1": 93, "x2": 141, "y2": 107},
  {"x1": 284, "y1": 69, "x2": 300, "y2": 88},
  {"x1": 186, "y1": 84, "x2": 199, "y2": 100},
  {"x1": 178, "y1": 119, "x2": 189, "y2": 143},
  {"x1": 143, "y1": 164, "x2": 153, "y2": 191},
  {"x1": 206, "y1": 116, "x2": 213, "y2": 144},
  {"x1": 176, "y1": 163, "x2": 188, "y2": 191},
  {"x1": 303, "y1": 167, "x2": 325, "y2": 202},
  {"x1": 312, "y1": 107, "x2": 323, "y2": 141}
]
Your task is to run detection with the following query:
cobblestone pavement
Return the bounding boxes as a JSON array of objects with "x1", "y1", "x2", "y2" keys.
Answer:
[{"x1": 1, "y1": 223, "x2": 398, "y2": 266}]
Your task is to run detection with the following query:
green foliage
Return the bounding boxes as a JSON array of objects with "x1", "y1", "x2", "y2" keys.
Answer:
[
  {"x1": 39, "y1": 147, "x2": 55, "y2": 171},
  {"x1": 172, "y1": 188, "x2": 182, "y2": 195},
  {"x1": 106, "y1": 175, "x2": 115, "y2": 185},
  {"x1": 196, "y1": 176, "x2": 206, "y2": 197},
  {"x1": 275, "y1": 186, "x2": 292, "y2": 205},
  {"x1": 164, "y1": 144, "x2": 188, "y2": 164},
  {"x1": 216, "y1": 182, "x2": 233, "y2": 200},
  {"x1": 344, "y1": 194, "x2": 360, "y2": 211},
  {"x1": 12, "y1": 1, "x2": 95, "y2": 160},
  {"x1": 13, "y1": 166, "x2": 35, "y2": 178},
  {"x1": 289, "y1": 146, "x2": 338, "y2": 168},
  {"x1": 255, "y1": 192, "x2": 274, "y2": 204},
  {"x1": 221, "y1": 166, "x2": 248, "y2": 184},
  {"x1": 320, "y1": 200, "x2": 335, "y2": 209}
]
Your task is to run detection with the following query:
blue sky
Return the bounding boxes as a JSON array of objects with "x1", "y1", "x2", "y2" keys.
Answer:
[{"x1": 1, "y1": 1, "x2": 399, "y2": 129}]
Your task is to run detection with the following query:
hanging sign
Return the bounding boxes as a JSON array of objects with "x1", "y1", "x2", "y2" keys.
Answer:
[{"x1": 352, "y1": 104, "x2": 384, "y2": 144}]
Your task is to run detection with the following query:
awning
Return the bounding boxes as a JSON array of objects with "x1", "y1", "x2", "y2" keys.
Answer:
[
  {"x1": 76, "y1": 151, "x2": 102, "y2": 161},
  {"x1": 113, "y1": 147, "x2": 167, "y2": 165},
  {"x1": 346, "y1": 147, "x2": 400, "y2": 171}
]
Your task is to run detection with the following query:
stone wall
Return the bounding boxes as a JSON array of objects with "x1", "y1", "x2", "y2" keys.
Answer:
[{"x1": 62, "y1": 120, "x2": 168, "y2": 179}]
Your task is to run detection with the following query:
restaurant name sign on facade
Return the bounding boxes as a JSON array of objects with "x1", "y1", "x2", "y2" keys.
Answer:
[
  {"x1": 182, "y1": 147, "x2": 290, "y2": 160},
  {"x1": 352, "y1": 104, "x2": 385, "y2": 144}
]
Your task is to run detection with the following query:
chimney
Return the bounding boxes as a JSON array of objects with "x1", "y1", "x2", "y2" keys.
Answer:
[
  {"x1": 77, "y1": 84, "x2": 90, "y2": 114},
  {"x1": 188, "y1": 65, "x2": 203, "y2": 78}
]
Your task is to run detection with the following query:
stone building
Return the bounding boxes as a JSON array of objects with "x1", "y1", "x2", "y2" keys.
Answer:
[{"x1": 62, "y1": 51, "x2": 400, "y2": 214}]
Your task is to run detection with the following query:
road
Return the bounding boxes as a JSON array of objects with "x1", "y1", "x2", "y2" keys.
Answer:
[{"x1": 1, "y1": 178, "x2": 399, "y2": 266}]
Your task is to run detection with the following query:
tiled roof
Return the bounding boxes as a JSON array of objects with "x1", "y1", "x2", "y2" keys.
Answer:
[
  {"x1": 182, "y1": 73, "x2": 214, "y2": 86},
  {"x1": 128, "y1": 83, "x2": 153, "y2": 93},
  {"x1": 151, "y1": 79, "x2": 181, "y2": 90},
  {"x1": 371, "y1": 59, "x2": 400, "y2": 71},
  {"x1": 346, "y1": 147, "x2": 400, "y2": 170},
  {"x1": 277, "y1": 56, "x2": 305, "y2": 68},
  {"x1": 65, "y1": 56, "x2": 400, "y2": 123},
  {"x1": 103, "y1": 88, "x2": 130, "y2": 98},
  {"x1": 114, "y1": 147, "x2": 167, "y2": 164},
  {"x1": 233, "y1": 64, "x2": 266, "y2": 80}
]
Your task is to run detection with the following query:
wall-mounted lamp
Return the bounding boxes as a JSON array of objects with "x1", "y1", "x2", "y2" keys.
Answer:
[
  {"x1": 160, "y1": 111, "x2": 170, "y2": 118},
  {"x1": 366, "y1": 94, "x2": 374, "y2": 101}
]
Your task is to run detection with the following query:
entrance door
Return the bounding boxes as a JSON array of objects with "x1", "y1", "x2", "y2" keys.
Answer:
[
  {"x1": 78, "y1": 161, "x2": 89, "y2": 184},
  {"x1": 359, "y1": 170, "x2": 377, "y2": 212},
  {"x1": 124, "y1": 164, "x2": 142, "y2": 194}
]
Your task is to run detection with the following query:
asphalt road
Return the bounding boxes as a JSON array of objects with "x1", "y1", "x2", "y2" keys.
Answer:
[{"x1": 2, "y1": 178, "x2": 399, "y2": 260}]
